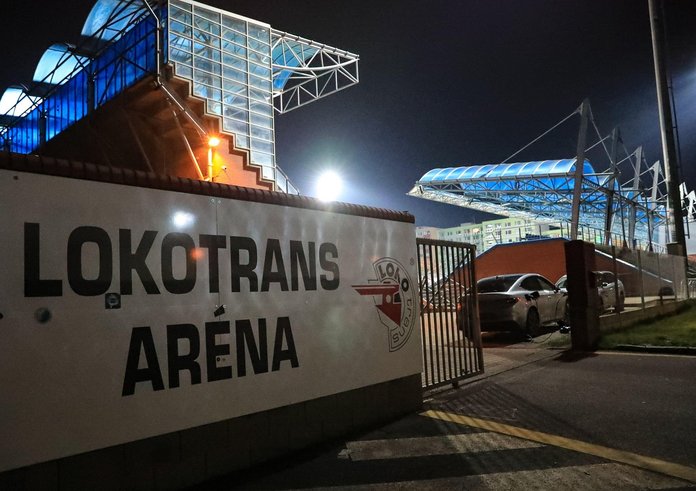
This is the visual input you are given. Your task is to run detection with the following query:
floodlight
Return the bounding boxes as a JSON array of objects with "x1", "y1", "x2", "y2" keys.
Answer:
[{"x1": 316, "y1": 171, "x2": 343, "y2": 202}]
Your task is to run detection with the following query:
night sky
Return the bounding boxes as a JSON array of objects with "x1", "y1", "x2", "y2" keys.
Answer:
[{"x1": 2, "y1": 1, "x2": 696, "y2": 227}]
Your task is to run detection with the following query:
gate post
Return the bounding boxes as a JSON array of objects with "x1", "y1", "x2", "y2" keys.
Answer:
[{"x1": 565, "y1": 240, "x2": 600, "y2": 350}]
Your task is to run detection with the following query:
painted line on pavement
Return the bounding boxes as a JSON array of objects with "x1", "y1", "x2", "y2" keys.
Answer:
[
  {"x1": 422, "y1": 409, "x2": 696, "y2": 484},
  {"x1": 595, "y1": 350, "x2": 696, "y2": 359}
]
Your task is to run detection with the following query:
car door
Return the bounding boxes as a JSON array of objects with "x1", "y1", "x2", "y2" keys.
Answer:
[
  {"x1": 520, "y1": 276, "x2": 550, "y2": 322},
  {"x1": 537, "y1": 276, "x2": 563, "y2": 321}
]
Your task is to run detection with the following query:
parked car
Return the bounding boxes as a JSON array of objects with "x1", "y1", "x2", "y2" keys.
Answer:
[
  {"x1": 555, "y1": 271, "x2": 625, "y2": 313},
  {"x1": 457, "y1": 273, "x2": 567, "y2": 337}
]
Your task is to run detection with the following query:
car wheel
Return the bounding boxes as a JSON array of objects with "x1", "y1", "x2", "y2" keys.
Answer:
[{"x1": 526, "y1": 308, "x2": 541, "y2": 337}]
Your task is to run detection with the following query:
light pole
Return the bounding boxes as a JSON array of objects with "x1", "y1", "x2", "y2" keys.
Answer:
[{"x1": 648, "y1": 0, "x2": 687, "y2": 256}]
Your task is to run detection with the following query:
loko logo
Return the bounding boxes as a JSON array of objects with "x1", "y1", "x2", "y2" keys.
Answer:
[{"x1": 353, "y1": 257, "x2": 416, "y2": 352}]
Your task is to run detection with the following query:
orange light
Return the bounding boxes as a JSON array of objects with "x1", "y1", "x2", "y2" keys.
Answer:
[{"x1": 208, "y1": 136, "x2": 221, "y2": 148}]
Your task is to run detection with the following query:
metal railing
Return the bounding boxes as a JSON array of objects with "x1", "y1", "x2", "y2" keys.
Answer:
[
  {"x1": 417, "y1": 238, "x2": 483, "y2": 390},
  {"x1": 592, "y1": 244, "x2": 689, "y2": 317}
]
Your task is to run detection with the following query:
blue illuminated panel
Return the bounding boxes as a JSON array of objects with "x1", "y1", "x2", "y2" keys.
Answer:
[{"x1": 4, "y1": 14, "x2": 158, "y2": 155}]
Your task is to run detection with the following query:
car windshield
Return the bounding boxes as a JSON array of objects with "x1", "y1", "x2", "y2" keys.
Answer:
[{"x1": 477, "y1": 275, "x2": 521, "y2": 293}]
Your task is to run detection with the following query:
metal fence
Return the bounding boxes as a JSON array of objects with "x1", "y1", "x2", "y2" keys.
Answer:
[
  {"x1": 417, "y1": 238, "x2": 483, "y2": 390},
  {"x1": 592, "y1": 244, "x2": 690, "y2": 317}
]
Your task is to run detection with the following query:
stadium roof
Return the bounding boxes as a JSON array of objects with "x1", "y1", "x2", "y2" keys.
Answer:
[{"x1": 408, "y1": 158, "x2": 664, "y2": 242}]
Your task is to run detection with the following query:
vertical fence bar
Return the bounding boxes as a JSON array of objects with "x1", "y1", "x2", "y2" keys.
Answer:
[
  {"x1": 433, "y1": 244, "x2": 443, "y2": 384},
  {"x1": 450, "y1": 244, "x2": 462, "y2": 383},
  {"x1": 657, "y1": 253, "x2": 663, "y2": 301},
  {"x1": 416, "y1": 242, "x2": 427, "y2": 387},
  {"x1": 611, "y1": 245, "x2": 620, "y2": 317},
  {"x1": 441, "y1": 245, "x2": 452, "y2": 382},
  {"x1": 637, "y1": 249, "x2": 646, "y2": 310},
  {"x1": 426, "y1": 243, "x2": 436, "y2": 385},
  {"x1": 670, "y1": 254, "x2": 677, "y2": 300},
  {"x1": 417, "y1": 239, "x2": 483, "y2": 390},
  {"x1": 449, "y1": 245, "x2": 459, "y2": 381}
]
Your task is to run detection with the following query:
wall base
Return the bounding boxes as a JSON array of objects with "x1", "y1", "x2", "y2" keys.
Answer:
[{"x1": 1, "y1": 374, "x2": 422, "y2": 491}]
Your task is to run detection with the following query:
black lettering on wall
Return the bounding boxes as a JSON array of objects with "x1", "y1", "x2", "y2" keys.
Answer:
[
  {"x1": 167, "y1": 323, "x2": 201, "y2": 388},
  {"x1": 205, "y1": 320, "x2": 232, "y2": 382},
  {"x1": 261, "y1": 239, "x2": 289, "y2": 292},
  {"x1": 290, "y1": 241, "x2": 316, "y2": 291},
  {"x1": 230, "y1": 236, "x2": 258, "y2": 292},
  {"x1": 122, "y1": 326, "x2": 164, "y2": 396},
  {"x1": 235, "y1": 318, "x2": 268, "y2": 376},
  {"x1": 161, "y1": 233, "x2": 196, "y2": 294},
  {"x1": 119, "y1": 229, "x2": 160, "y2": 295},
  {"x1": 67, "y1": 226, "x2": 113, "y2": 296},
  {"x1": 24, "y1": 223, "x2": 62, "y2": 297},
  {"x1": 319, "y1": 243, "x2": 340, "y2": 290},
  {"x1": 272, "y1": 317, "x2": 299, "y2": 371},
  {"x1": 200, "y1": 234, "x2": 226, "y2": 294}
]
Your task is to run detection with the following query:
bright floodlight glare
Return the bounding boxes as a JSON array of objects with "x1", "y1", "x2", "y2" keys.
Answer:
[
  {"x1": 208, "y1": 136, "x2": 221, "y2": 147},
  {"x1": 172, "y1": 211, "x2": 195, "y2": 229},
  {"x1": 316, "y1": 171, "x2": 343, "y2": 202}
]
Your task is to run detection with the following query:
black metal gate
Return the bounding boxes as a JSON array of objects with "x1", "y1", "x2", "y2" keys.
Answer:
[{"x1": 417, "y1": 238, "x2": 483, "y2": 390}]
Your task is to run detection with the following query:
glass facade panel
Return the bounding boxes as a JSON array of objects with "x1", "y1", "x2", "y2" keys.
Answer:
[
  {"x1": 222, "y1": 53, "x2": 247, "y2": 72},
  {"x1": 169, "y1": 20, "x2": 191, "y2": 37},
  {"x1": 170, "y1": 6, "x2": 192, "y2": 24},
  {"x1": 257, "y1": 152, "x2": 272, "y2": 165},
  {"x1": 193, "y1": 70, "x2": 221, "y2": 88},
  {"x1": 193, "y1": 57, "x2": 221, "y2": 75},
  {"x1": 250, "y1": 125, "x2": 272, "y2": 141},
  {"x1": 235, "y1": 135, "x2": 249, "y2": 148},
  {"x1": 207, "y1": 100, "x2": 222, "y2": 115},
  {"x1": 262, "y1": 165, "x2": 274, "y2": 180},
  {"x1": 175, "y1": 64, "x2": 193, "y2": 79},
  {"x1": 221, "y1": 16, "x2": 245, "y2": 34},
  {"x1": 249, "y1": 88, "x2": 270, "y2": 102},
  {"x1": 249, "y1": 101, "x2": 272, "y2": 116},
  {"x1": 250, "y1": 112, "x2": 272, "y2": 128},
  {"x1": 168, "y1": 0, "x2": 276, "y2": 179},
  {"x1": 193, "y1": 15, "x2": 220, "y2": 36},
  {"x1": 249, "y1": 72, "x2": 271, "y2": 88}
]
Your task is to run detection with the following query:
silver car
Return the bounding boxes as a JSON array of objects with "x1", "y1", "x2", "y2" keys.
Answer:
[
  {"x1": 555, "y1": 271, "x2": 625, "y2": 312},
  {"x1": 459, "y1": 273, "x2": 567, "y2": 336}
]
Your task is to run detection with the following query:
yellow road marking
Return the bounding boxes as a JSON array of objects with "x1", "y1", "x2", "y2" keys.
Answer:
[
  {"x1": 595, "y1": 350, "x2": 695, "y2": 358},
  {"x1": 422, "y1": 409, "x2": 696, "y2": 484}
]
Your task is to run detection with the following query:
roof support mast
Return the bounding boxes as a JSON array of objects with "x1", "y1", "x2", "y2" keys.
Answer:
[
  {"x1": 603, "y1": 127, "x2": 619, "y2": 246},
  {"x1": 570, "y1": 99, "x2": 590, "y2": 240},
  {"x1": 628, "y1": 146, "x2": 644, "y2": 247}
]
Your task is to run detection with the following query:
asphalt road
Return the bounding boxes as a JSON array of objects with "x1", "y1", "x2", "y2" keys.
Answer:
[
  {"x1": 433, "y1": 350, "x2": 696, "y2": 468},
  {"x1": 195, "y1": 349, "x2": 696, "y2": 490}
]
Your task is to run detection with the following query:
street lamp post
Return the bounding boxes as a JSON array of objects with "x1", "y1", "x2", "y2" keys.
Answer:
[{"x1": 648, "y1": 0, "x2": 687, "y2": 256}]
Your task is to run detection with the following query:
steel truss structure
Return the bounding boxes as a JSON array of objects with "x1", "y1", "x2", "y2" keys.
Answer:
[
  {"x1": 409, "y1": 102, "x2": 669, "y2": 250},
  {"x1": 271, "y1": 31, "x2": 359, "y2": 114}
]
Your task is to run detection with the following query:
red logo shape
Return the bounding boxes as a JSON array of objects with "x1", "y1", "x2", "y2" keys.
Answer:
[{"x1": 352, "y1": 257, "x2": 416, "y2": 352}]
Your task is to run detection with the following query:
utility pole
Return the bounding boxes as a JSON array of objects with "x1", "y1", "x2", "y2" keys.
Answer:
[{"x1": 649, "y1": 0, "x2": 686, "y2": 256}]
